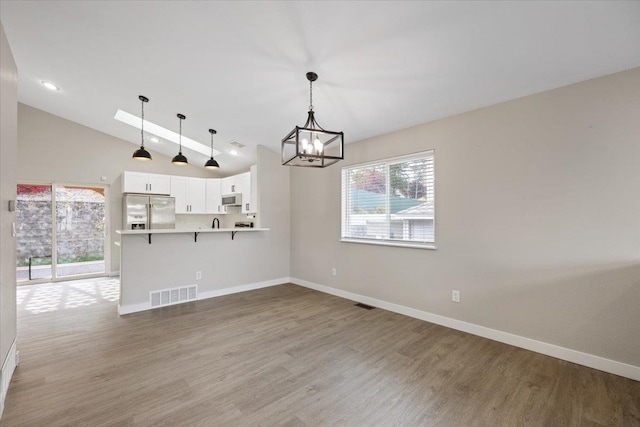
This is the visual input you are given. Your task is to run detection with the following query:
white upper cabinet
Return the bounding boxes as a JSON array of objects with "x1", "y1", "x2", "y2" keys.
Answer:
[
  {"x1": 221, "y1": 175, "x2": 242, "y2": 195},
  {"x1": 249, "y1": 164, "x2": 258, "y2": 213},
  {"x1": 220, "y1": 177, "x2": 231, "y2": 195},
  {"x1": 170, "y1": 176, "x2": 206, "y2": 214},
  {"x1": 122, "y1": 171, "x2": 171, "y2": 195},
  {"x1": 170, "y1": 176, "x2": 188, "y2": 214},
  {"x1": 219, "y1": 168, "x2": 257, "y2": 213},
  {"x1": 123, "y1": 167, "x2": 257, "y2": 215},
  {"x1": 147, "y1": 174, "x2": 171, "y2": 195},
  {"x1": 122, "y1": 172, "x2": 147, "y2": 193},
  {"x1": 205, "y1": 179, "x2": 225, "y2": 214},
  {"x1": 188, "y1": 178, "x2": 206, "y2": 214},
  {"x1": 218, "y1": 167, "x2": 258, "y2": 213},
  {"x1": 238, "y1": 172, "x2": 251, "y2": 213}
]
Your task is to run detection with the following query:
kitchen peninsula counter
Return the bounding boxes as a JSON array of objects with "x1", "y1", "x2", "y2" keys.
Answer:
[
  {"x1": 117, "y1": 226, "x2": 283, "y2": 315},
  {"x1": 117, "y1": 227, "x2": 269, "y2": 235}
]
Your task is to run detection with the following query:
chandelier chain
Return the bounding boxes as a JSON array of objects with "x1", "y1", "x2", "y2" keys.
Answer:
[{"x1": 309, "y1": 79, "x2": 313, "y2": 111}]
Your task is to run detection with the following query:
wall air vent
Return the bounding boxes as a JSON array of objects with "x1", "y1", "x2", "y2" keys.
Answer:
[{"x1": 150, "y1": 285, "x2": 197, "y2": 308}]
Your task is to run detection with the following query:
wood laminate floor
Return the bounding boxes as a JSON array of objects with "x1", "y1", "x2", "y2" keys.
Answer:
[{"x1": 2, "y1": 279, "x2": 639, "y2": 426}]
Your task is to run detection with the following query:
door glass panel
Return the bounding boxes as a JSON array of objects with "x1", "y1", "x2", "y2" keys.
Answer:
[
  {"x1": 55, "y1": 185, "x2": 106, "y2": 278},
  {"x1": 16, "y1": 185, "x2": 53, "y2": 282}
]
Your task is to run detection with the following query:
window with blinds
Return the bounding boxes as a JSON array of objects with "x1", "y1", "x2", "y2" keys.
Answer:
[{"x1": 341, "y1": 151, "x2": 435, "y2": 247}]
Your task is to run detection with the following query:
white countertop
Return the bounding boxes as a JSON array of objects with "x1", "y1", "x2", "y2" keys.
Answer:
[{"x1": 116, "y1": 227, "x2": 269, "y2": 235}]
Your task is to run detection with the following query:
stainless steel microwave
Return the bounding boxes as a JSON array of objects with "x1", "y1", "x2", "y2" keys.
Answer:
[{"x1": 221, "y1": 193, "x2": 242, "y2": 206}]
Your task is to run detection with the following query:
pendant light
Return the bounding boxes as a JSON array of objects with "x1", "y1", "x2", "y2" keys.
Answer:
[
  {"x1": 171, "y1": 113, "x2": 188, "y2": 165},
  {"x1": 204, "y1": 129, "x2": 220, "y2": 169},
  {"x1": 281, "y1": 72, "x2": 344, "y2": 167},
  {"x1": 132, "y1": 95, "x2": 152, "y2": 161}
]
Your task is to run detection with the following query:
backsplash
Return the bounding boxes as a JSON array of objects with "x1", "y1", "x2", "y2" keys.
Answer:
[{"x1": 175, "y1": 212, "x2": 257, "y2": 229}]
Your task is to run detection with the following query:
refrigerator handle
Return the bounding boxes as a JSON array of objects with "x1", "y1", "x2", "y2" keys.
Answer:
[{"x1": 147, "y1": 202, "x2": 152, "y2": 229}]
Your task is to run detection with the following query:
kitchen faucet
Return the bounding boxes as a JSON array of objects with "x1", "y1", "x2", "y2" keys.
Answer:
[{"x1": 212, "y1": 217, "x2": 220, "y2": 229}]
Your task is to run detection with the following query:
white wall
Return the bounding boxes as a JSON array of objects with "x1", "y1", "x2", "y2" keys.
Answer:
[
  {"x1": 290, "y1": 67, "x2": 640, "y2": 369},
  {"x1": 119, "y1": 145, "x2": 290, "y2": 308},
  {"x1": 0, "y1": 21, "x2": 18, "y2": 414},
  {"x1": 17, "y1": 104, "x2": 221, "y2": 272}
]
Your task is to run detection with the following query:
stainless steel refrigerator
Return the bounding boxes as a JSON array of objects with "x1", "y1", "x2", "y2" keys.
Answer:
[{"x1": 123, "y1": 195, "x2": 176, "y2": 230}]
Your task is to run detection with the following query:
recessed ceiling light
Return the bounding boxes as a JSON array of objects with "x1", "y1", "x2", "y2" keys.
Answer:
[
  {"x1": 228, "y1": 141, "x2": 243, "y2": 156},
  {"x1": 114, "y1": 109, "x2": 219, "y2": 157},
  {"x1": 149, "y1": 136, "x2": 160, "y2": 143},
  {"x1": 41, "y1": 81, "x2": 60, "y2": 91}
]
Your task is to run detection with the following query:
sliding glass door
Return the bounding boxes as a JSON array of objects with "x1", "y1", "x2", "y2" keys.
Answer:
[
  {"x1": 54, "y1": 185, "x2": 107, "y2": 278},
  {"x1": 16, "y1": 184, "x2": 53, "y2": 282},
  {"x1": 16, "y1": 183, "x2": 109, "y2": 284}
]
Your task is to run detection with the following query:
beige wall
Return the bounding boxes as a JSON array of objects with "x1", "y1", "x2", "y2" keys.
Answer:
[
  {"x1": 17, "y1": 104, "x2": 218, "y2": 272},
  {"x1": 0, "y1": 22, "x2": 18, "y2": 376},
  {"x1": 290, "y1": 67, "x2": 640, "y2": 367},
  {"x1": 12, "y1": 60, "x2": 640, "y2": 370}
]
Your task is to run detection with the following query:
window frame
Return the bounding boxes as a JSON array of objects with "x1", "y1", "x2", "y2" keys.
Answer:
[{"x1": 341, "y1": 150, "x2": 436, "y2": 250}]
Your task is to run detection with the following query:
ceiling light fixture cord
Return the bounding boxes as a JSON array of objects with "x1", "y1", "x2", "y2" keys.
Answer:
[
  {"x1": 179, "y1": 116, "x2": 183, "y2": 153},
  {"x1": 140, "y1": 97, "x2": 145, "y2": 148},
  {"x1": 309, "y1": 78, "x2": 313, "y2": 111},
  {"x1": 210, "y1": 131, "x2": 214, "y2": 157}
]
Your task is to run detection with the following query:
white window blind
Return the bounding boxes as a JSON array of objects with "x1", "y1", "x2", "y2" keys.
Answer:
[{"x1": 341, "y1": 151, "x2": 435, "y2": 247}]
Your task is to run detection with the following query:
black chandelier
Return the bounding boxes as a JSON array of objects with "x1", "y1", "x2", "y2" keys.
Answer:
[{"x1": 281, "y1": 72, "x2": 344, "y2": 167}]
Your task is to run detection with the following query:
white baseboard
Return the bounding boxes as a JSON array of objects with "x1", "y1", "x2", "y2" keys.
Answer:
[
  {"x1": 0, "y1": 340, "x2": 17, "y2": 418},
  {"x1": 290, "y1": 277, "x2": 640, "y2": 382},
  {"x1": 118, "y1": 301, "x2": 150, "y2": 315},
  {"x1": 198, "y1": 277, "x2": 289, "y2": 300},
  {"x1": 109, "y1": 271, "x2": 120, "y2": 278},
  {"x1": 118, "y1": 277, "x2": 289, "y2": 315}
]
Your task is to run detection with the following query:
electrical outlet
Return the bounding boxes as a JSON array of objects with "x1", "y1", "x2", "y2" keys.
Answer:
[
  {"x1": 196, "y1": 271, "x2": 202, "y2": 280},
  {"x1": 331, "y1": 268, "x2": 337, "y2": 276},
  {"x1": 452, "y1": 290, "x2": 460, "y2": 303}
]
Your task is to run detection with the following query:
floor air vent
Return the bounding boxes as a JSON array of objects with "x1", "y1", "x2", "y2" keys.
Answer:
[
  {"x1": 355, "y1": 303, "x2": 375, "y2": 310},
  {"x1": 150, "y1": 285, "x2": 197, "y2": 308}
]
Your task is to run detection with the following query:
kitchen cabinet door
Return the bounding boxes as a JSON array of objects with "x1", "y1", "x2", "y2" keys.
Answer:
[
  {"x1": 238, "y1": 172, "x2": 251, "y2": 213},
  {"x1": 188, "y1": 178, "x2": 206, "y2": 214},
  {"x1": 122, "y1": 171, "x2": 149, "y2": 193},
  {"x1": 122, "y1": 171, "x2": 171, "y2": 195},
  {"x1": 147, "y1": 174, "x2": 171, "y2": 195},
  {"x1": 249, "y1": 164, "x2": 258, "y2": 213},
  {"x1": 171, "y1": 176, "x2": 206, "y2": 214},
  {"x1": 221, "y1": 175, "x2": 242, "y2": 196},
  {"x1": 205, "y1": 179, "x2": 225, "y2": 214},
  {"x1": 220, "y1": 177, "x2": 229, "y2": 195},
  {"x1": 170, "y1": 176, "x2": 189, "y2": 214}
]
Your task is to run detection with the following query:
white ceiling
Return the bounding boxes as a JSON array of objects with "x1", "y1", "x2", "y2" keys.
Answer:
[{"x1": 1, "y1": 1, "x2": 639, "y2": 175}]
